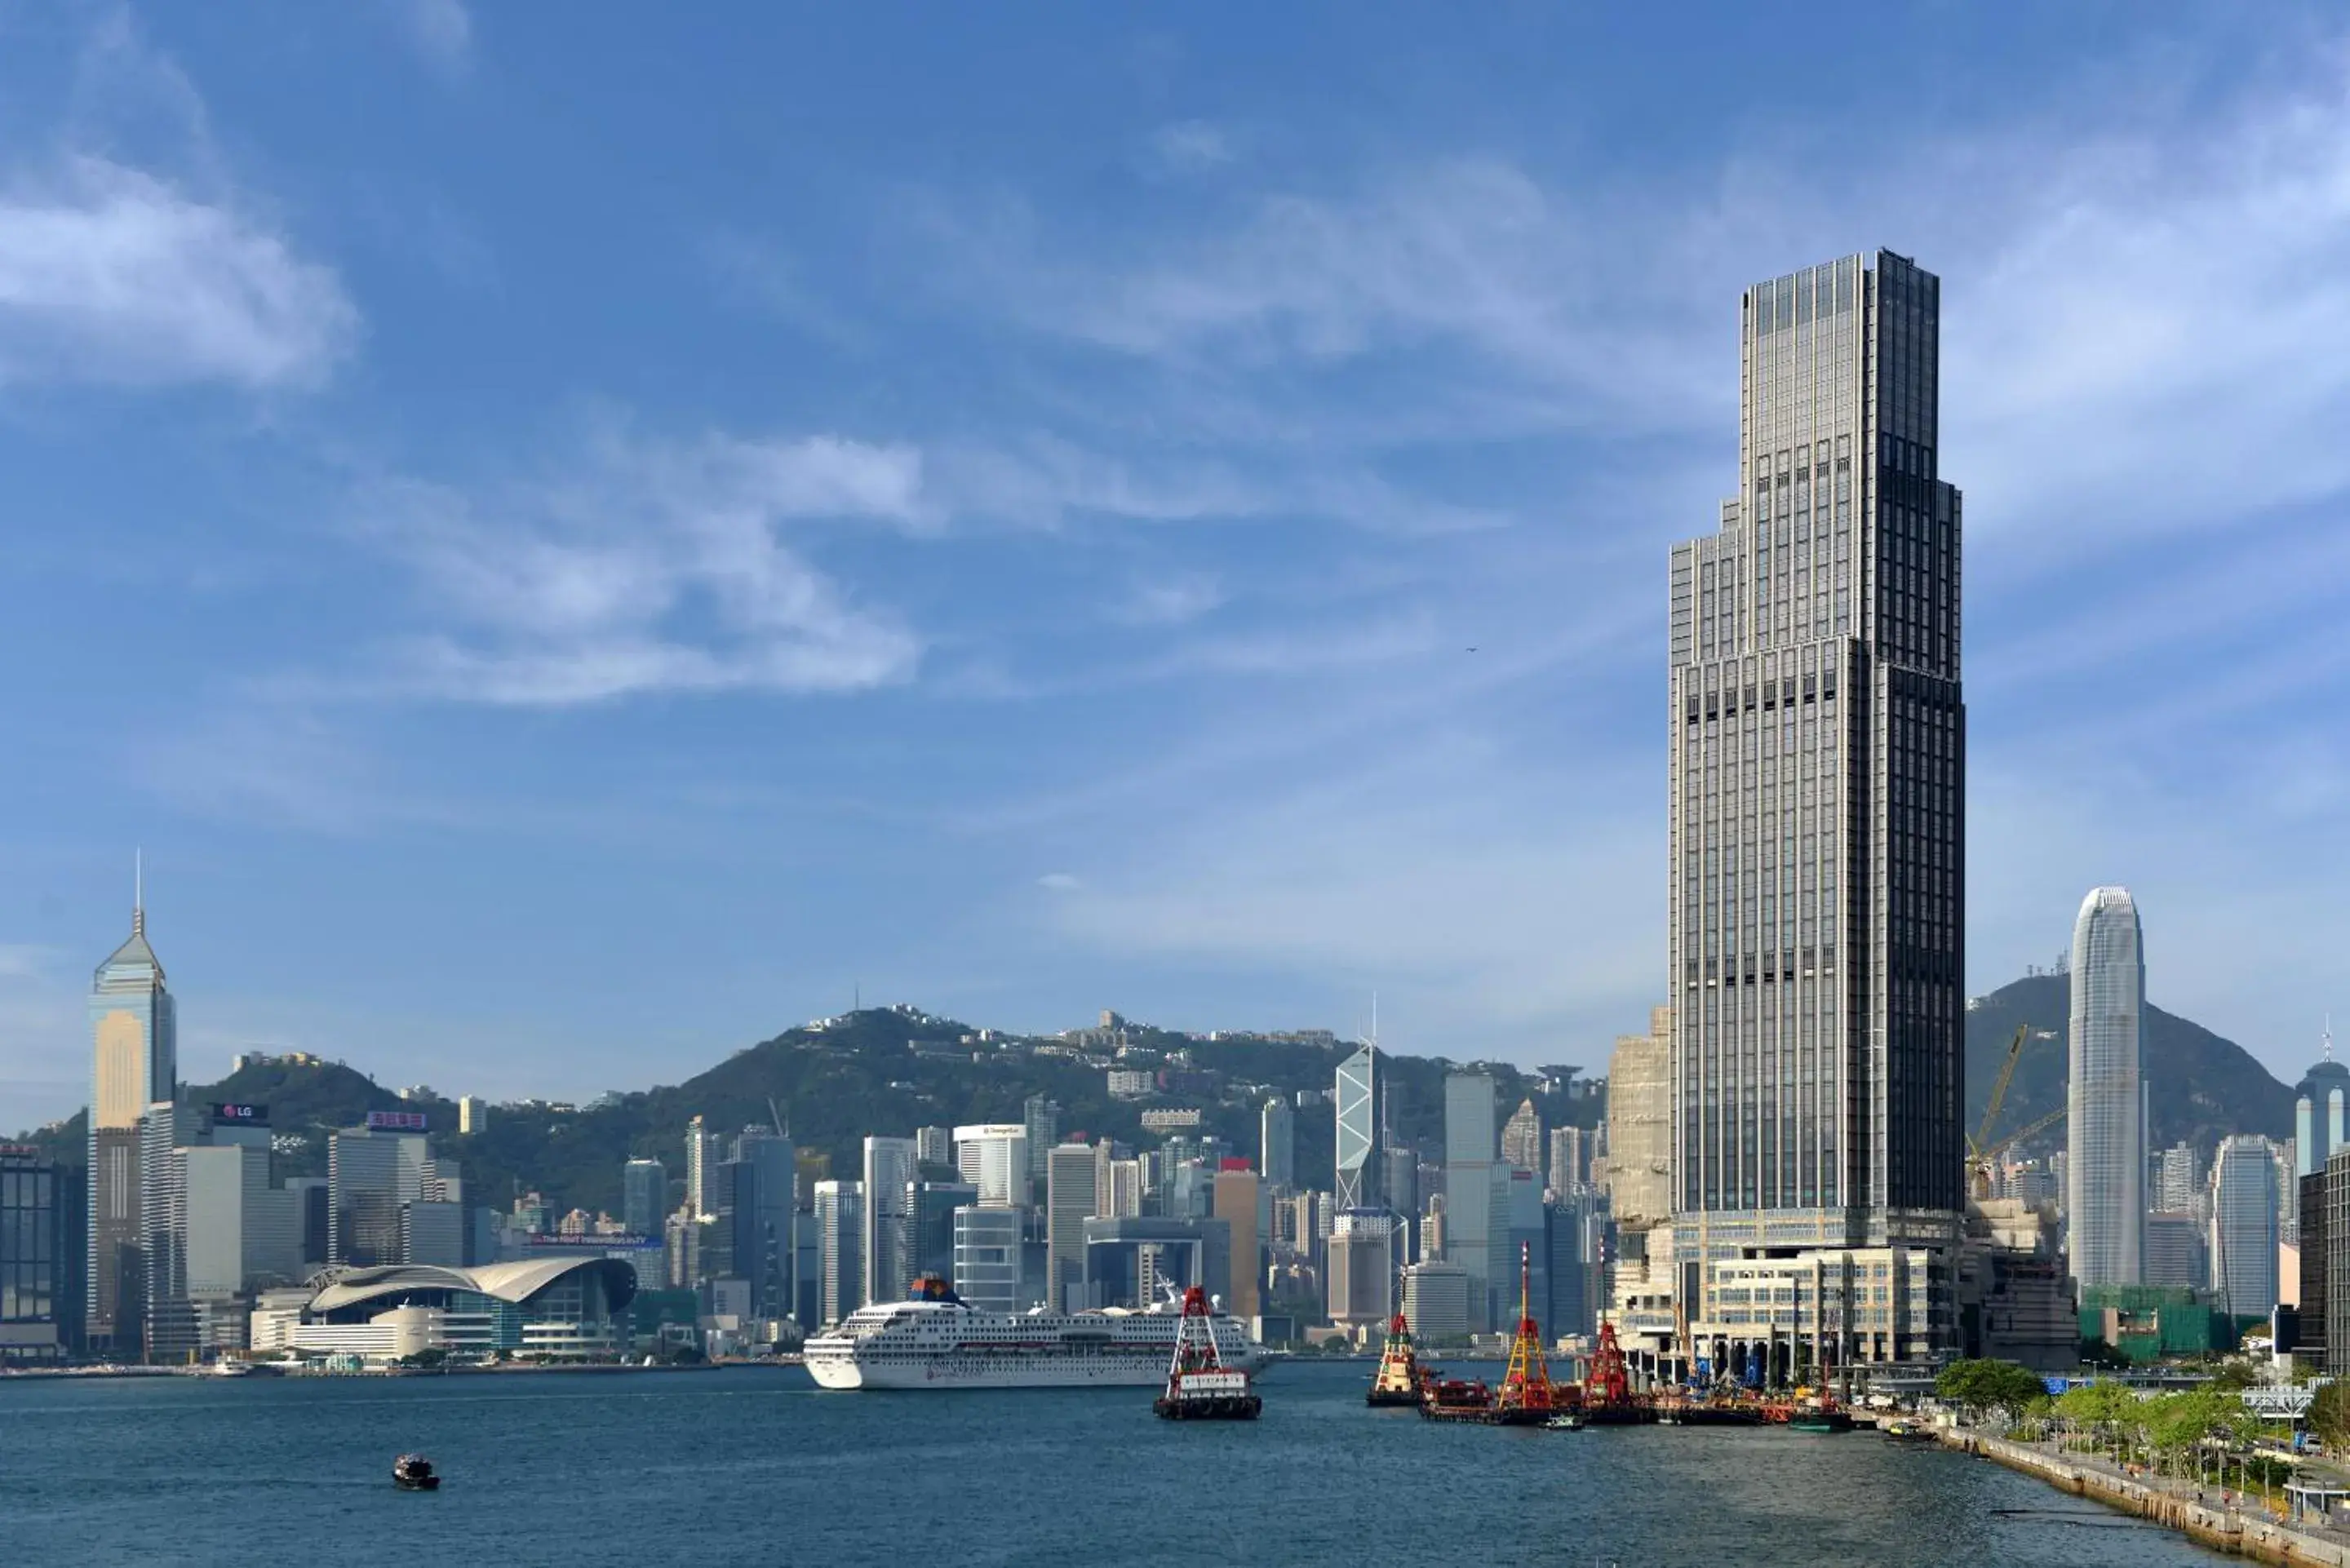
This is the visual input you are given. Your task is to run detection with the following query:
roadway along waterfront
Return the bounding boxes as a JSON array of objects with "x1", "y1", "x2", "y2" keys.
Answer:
[{"x1": 2, "y1": 1360, "x2": 2228, "y2": 1566}]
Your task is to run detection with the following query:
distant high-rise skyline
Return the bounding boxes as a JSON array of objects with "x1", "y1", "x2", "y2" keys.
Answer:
[
  {"x1": 2068, "y1": 885, "x2": 2145, "y2": 1289},
  {"x1": 1668, "y1": 252, "x2": 1967, "y2": 1362},
  {"x1": 86, "y1": 876, "x2": 176, "y2": 1353}
]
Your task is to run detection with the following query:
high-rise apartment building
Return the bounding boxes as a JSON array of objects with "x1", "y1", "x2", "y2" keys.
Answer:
[
  {"x1": 2157, "y1": 1143, "x2": 2202, "y2": 1216},
  {"x1": 1545, "y1": 1126, "x2": 1583, "y2": 1196},
  {"x1": 1501, "y1": 1099, "x2": 1542, "y2": 1174},
  {"x1": 685, "y1": 1115, "x2": 724, "y2": 1222},
  {"x1": 1334, "y1": 1046, "x2": 1377, "y2": 1211},
  {"x1": 622, "y1": 1158, "x2": 667, "y2": 1238},
  {"x1": 915, "y1": 1126, "x2": 952, "y2": 1168},
  {"x1": 1045, "y1": 1143, "x2": 1097, "y2": 1312},
  {"x1": 1259, "y1": 1097, "x2": 1296, "y2": 1191},
  {"x1": 87, "y1": 886, "x2": 176, "y2": 1353},
  {"x1": 1443, "y1": 1073, "x2": 1496, "y2": 1331},
  {"x1": 2210, "y1": 1135, "x2": 2281, "y2": 1319},
  {"x1": 1669, "y1": 254, "x2": 1966, "y2": 1362},
  {"x1": 860, "y1": 1136, "x2": 919, "y2": 1306},
  {"x1": 2068, "y1": 886, "x2": 2144, "y2": 1288}
]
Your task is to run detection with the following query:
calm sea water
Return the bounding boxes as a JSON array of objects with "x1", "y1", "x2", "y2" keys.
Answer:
[{"x1": 1, "y1": 1361, "x2": 2222, "y2": 1566}]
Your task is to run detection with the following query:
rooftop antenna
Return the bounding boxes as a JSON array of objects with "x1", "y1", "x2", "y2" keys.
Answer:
[
  {"x1": 133, "y1": 847, "x2": 145, "y2": 937},
  {"x1": 2327, "y1": 1015, "x2": 2336, "y2": 1065}
]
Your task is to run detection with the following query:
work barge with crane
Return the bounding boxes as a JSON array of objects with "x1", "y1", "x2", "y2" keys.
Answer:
[{"x1": 1370, "y1": 1245, "x2": 1862, "y2": 1433}]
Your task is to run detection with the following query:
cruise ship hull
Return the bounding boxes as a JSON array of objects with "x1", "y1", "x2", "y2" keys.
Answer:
[{"x1": 804, "y1": 1301, "x2": 1268, "y2": 1392}]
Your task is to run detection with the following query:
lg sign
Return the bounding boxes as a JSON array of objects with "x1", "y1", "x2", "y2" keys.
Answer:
[{"x1": 211, "y1": 1103, "x2": 267, "y2": 1123}]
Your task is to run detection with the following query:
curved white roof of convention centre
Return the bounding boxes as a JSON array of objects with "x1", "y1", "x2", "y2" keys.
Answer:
[{"x1": 308, "y1": 1256, "x2": 636, "y2": 1315}]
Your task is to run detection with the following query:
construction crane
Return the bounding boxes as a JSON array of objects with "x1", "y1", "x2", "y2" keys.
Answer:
[
  {"x1": 1971, "y1": 1105, "x2": 2068, "y2": 1199},
  {"x1": 1968, "y1": 1025, "x2": 2030, "y2": 1162}
]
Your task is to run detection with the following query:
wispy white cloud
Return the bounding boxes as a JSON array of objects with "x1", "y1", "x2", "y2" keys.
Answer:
[
  {"x1": 0, "y1": 157, "x2": 357, "y2": 388},
  {"x1": 339, "y1": 431, "x2": 926, "y2": 705}
]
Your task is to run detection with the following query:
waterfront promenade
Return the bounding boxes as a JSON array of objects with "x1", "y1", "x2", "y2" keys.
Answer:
[{"x1": 1946, "y1": 1424, "x2": 2350, "y2": 1564}]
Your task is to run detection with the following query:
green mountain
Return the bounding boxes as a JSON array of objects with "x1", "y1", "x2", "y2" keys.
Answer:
[
  {"x1": 11, "y1": 1006, "x2": 1594, "y2": 1221},
  {"x1": 15, "y1": 976, "x2": 2288, "y2": 1218},
  {"x1": 1962, "y1": 973, "x2": 2293, "y2": 1159}
]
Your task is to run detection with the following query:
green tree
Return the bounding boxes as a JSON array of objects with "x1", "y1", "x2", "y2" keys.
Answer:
[{"x1": 1935, "y1": 1358, "x2": 2048, "y2": 1423}]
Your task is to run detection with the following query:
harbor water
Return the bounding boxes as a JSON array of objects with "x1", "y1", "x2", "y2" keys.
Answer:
[{"x1": 0, "y1": 1360, "x2": 2224, "y2": 1566}]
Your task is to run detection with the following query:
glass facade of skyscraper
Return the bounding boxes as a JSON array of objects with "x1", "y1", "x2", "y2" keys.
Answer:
[
  {"x1": 2067, "y1": 885, "x2": 2144, "y2": 1287},
  {"x1": 87, "y1": 899, "x2": 176, "y2": 1353},
  {"x1": 1668, "y1": 253, "x2": 1965, "y2": 1359}
]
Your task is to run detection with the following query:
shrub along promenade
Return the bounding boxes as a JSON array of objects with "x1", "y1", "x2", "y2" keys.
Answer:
[{"x1": 1932, "y1": 1359, "x2": 2350, "y2": 1564}]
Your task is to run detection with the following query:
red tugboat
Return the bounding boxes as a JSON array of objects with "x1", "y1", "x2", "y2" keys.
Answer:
[
  {"x1": 1368, "y1": 1313, "x2": 1428, "y2": 1407},
  {"x1": 1153, "y1": 1286, "x2": 1261, "y2": 1420},
  {"x1": 1417, "y1": 1374, "x2": 1497, "y2": 1421},
  {"x1": 1490, "y1": 1243, "x2": 1567, "y2": 1426}
]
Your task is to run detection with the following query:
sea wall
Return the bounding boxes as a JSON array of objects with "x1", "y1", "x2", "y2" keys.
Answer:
[{"x1": 1944, "y1": 1430, "x2": 2350, "y2": 1566}]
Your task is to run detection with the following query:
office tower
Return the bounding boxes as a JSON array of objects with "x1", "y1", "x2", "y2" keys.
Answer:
[
  {"x1": 2210, "y1": 1135, "x2": 2281, "y2": 1318},
  {"x1": 951, "y1": 1204, "x2": 1022, "y2": 1313},
  {"x1": 1399, "y1": 1260, "x2": 1470, "y2": 1341},
  {"x1": 1325, "y1": 1210, "x2": 1397, "y2": 1331},
  {"x1": 2299, "y1": 1030, "x2": 2348, "y2": 1178},
  {"x1": 814, "y1": 1180, "x2": 863, "y2": 1324},
  {"x1": 2068, "y1": 886, "x2": 2145, "y2": 1287},
  {"x1": 1382, "y1": 1145, "x2": 1418, "y2": 1224},
  {"x1": 1334, "y1": 1045, "x2": 1377, "y2": 1211},
  {"x1": 1, "y1": 1145, "x2": 85, "y2": 1362},
  {"x1": 180, "y1": 1143, "x2": 296, "y2": 1297},
  {"x1": 1213, "y1": 1166, "x2": 1261, "y2": 1318},
  {"x1": 1443, "y1": 1073, "x2": 1496, "y2": 1331},
  {"x1": 622, "y1": 1158, "x2": 667, "y2": 1238},
  {"x1": 1546, "y1": 1126, "x2": 1584, "y2": 1196},
  {"x1": 2142, "y1": 1211, "x2": 2206, "y2": 1291},
  {"x1": 1504, "y1": 1167, "x2": 1547, "y2": 1331},
  {"x1": 1669, "y1": 254, "x2": 1967, "y2": 1358},
  {"x1": 1607, "y1": 1006, "x2": 1674, "y2": 1229},
  {"x1": 457, "y1": 1096, "x2": 486, "y2": 1135},
  {"x1": 1045, "y1": 1143, "x2": 1097, "y2": 1312},
  {"x1": 2157, "y1": 1144, "x2": 2202, "y2": 1215},
  {"x1": 86, "y1": 880, "x2": 176, "y2": 1352},
  {"x1": 732, "y1": 1130, "x2": 796, "y2": 1319},
  {"x1": 951, "y1": 1124, "x2": 1031, "y2": 1207},
  {"x1": 1547, "y1": 1186, "x2": 1607, "y2": 1340},
  {"x1": 1260, "y1": 1097, "x2": 1296, "y2": 1191},
  {"x1": 1022, "y1": 1096, "x2": 1059, "y2": 1180},
  {"x1": 326, "y1": 1125, "x2": 430, "y2": 1267},
  {"x1": 916, "y1": 1125, "x2": 952, "y2": 1167},
  {"x1": 1501, "y1": 1098, "x2": 1542, "y2": 1174},
  {"x1": 138, "y1": 1101, "x2": 200, "y2": 1359},
  {"x1": 907, "y1": 1180, "x2": 977, "y2": 1285},
  {"x1": 1419, "y1": 1193, "x2": 1447, "y2": 1263},
  {"x1": 399, "y1": 1200, "x2": 466, "y2": 1267},
  {"x1": 685, "y1": 1116, "x2": 724, "y2": 1221},
  {"x1": 860, "y1": 1136, "x2": 919, "y2": 1305}
]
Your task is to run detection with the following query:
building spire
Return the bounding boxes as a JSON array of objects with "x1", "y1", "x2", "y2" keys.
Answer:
[
  {"x1": 2327, "y1": 1014, "x2": 2335, "y2": 1064},
  {"x1": 133, "y1": 847, "x2": 144, "y2": 938}
]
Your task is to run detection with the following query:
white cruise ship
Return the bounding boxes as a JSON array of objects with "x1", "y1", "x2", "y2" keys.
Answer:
[{"x1": 805, "y1": 1276, "x2": 1266, "y2": 1390}]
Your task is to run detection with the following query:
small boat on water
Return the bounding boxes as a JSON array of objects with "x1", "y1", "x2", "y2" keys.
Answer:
[
  {"x1": 1153, "y1": 1286, "x2": 1261, "y2": 1421},
  {"x1": 1367, "y1": 1313, "x2": 1427, "y2": 1407},
  {"x1": 1882, "y1": 1419, "x2": 1935, "y2": 1442},
  {"x1": 1789, "y1": 1408, "x2": 1854, "y2": 1434},
  {"x1": 1546, "y1": 1411, "x2": 1589, "y2": 1431},
  {"x1": 392, "y1": 1455, "x2": 441, "y2": 1491}
]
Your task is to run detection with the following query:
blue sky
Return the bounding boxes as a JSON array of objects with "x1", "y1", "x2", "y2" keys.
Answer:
[{"x1": 3, "y1": 1, "x2": 2347, "y2": 1127}]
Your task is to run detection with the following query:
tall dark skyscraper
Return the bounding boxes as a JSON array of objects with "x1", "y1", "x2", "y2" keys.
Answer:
[
  {"x1": 86, "y1": 875, "x2": 176, "y2": 1353},
  {"x1": 1668, "y1": 253, "x2": 1965, "y2": 1362}
]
